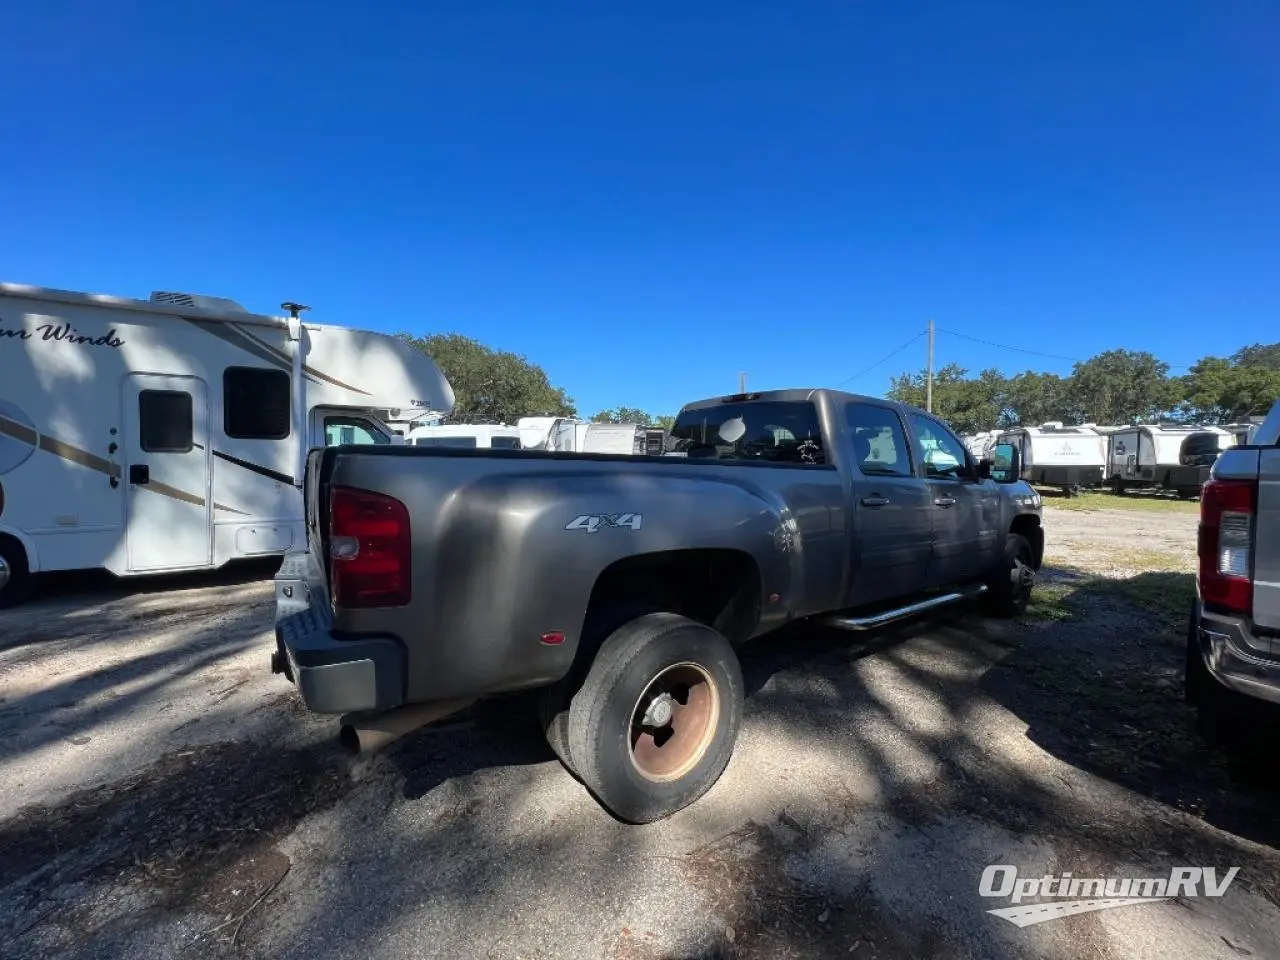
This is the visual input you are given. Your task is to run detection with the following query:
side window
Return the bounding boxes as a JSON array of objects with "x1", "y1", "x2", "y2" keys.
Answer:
[
  {"x1": 414, "y1": 435, "x2": 478, "y2": 448},
  {"x1": 490, "y1": 436, "x2": 522, "y2": 449},
  {"x1": 139, "y1": 390, "x2": 193, "y2": 453},
  {"x1": 324, "y1": 416, "x2": 389, "y2": 446},
  {"x1": 224, "y1": 367, "x2": 291, "y2": 439},
  {"x1": 908, "y1": 414, "x2": 970, "y2": 481},
  {"x1": 845, "y1": 404, "x2": 913, "y2": 477}
]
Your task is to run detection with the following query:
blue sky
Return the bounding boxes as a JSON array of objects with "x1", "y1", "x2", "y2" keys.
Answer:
[{"x1": 3, "y1": 1, "x2": 1277, "y2": 417}]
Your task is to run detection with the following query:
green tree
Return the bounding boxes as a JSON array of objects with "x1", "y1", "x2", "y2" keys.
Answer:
[
  {"x1": 999, "y1": 371, "x2": 1072, "y2": 427},
  {"x1": 1066, "y1": 349, "x2": 1178, "y2": 425},
  {"x1": 1232, "y1": 342, "x2": 1280, "y2": 371},
  {"x1": 886, "y1": 364, "x2": 1007, "y2": 434},
  {"x1": 1182, "y1": 354, "x2": 1280, "y2": 421},
  {"x1": 590, "y1": 407, "x2": 674, "y2": 427},
  {"x1": 399, "y1": 332, "x2": 576, "y2": 423}
]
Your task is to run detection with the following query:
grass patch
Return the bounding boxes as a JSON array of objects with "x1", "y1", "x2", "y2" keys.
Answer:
[
  {"x1": 1108, "y1": 547, "x2": 1191, "y2": 573},
  {"x1": 1022, "y1": 580, "x2": 1077, "y2": 622},
  {"x1": 1092, "y1": 570, "x2": 1196, "y2": 623},
  {"x1": 1040, "y1": 491, "x2": 1200, "y2": 515}
]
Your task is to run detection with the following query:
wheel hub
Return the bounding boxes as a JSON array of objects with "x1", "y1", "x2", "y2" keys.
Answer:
[{"x1": 642, "y1": 692, "x2": 675, "y2": 728}]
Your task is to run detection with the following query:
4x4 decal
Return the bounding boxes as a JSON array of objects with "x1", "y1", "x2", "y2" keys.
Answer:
[{"x1": 565, "y1": 513, "x2": 643, "y2": 534}]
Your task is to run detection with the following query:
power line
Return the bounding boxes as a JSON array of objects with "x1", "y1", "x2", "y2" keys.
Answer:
[
  {"x1": 937, "y1": 328, "x2": 1195, "y2": 370},
  {"x1": 836, "y1": 330, "x2": 926, "y2": 388}
]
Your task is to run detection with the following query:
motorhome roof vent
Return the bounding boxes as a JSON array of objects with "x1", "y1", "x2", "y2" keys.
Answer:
[
  {"x1": 149, "y1": 291, "x2": 248, "y2": 312},
  {"x1": 1041, "y1": 421, "x2": 1065, "y2": 430}
]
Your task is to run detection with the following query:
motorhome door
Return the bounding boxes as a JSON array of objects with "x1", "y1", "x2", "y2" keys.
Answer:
[{"x1": 122, "y1": 374, "x2": 213, "y2": 572}]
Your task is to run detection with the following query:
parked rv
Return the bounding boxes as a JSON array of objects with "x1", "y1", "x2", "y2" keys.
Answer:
[
  {"x1": 961, "y1": 431, "x2": 997, "y2": 462},
  {"x1": 996, "y1": 422, "x2": 1108, "y2": 497},
  {"x1": 1106, "y1": 423, "x2": 1236, "y2": 498},
  {"x1": 406, "y1": 423, "x2": 523, "y2": 449},
  {"x1": 0, "y1": 282, "x2": 453, "y2": 607}
]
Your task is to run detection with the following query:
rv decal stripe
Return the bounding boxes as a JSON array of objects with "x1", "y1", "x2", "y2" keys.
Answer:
[
  {"x1": 183, "y1": 316, "x2": 374, "y2": 397},
  {"x1": 141, "y1": 480, "x2": 206, "y2": 507},
  {"x1": 181, "y1": 317, "x2": 293, "y2": 372},
  {"x1": 2, "y1": 413, "x2": 249, "y2": 514},
  {"x1": 0, "y1": 413, "x2": 39, "y2": 447},
  {"x1": 234, "y1": 326, "x2": 374, "y2": 396},
  {"x1": 212, "y1": 449, "x2": 295, "y2": 485}
]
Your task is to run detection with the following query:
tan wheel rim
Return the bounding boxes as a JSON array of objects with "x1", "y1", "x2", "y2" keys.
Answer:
[{"x1": 628, "y1": 662, "x2": 720, "y2": 782}]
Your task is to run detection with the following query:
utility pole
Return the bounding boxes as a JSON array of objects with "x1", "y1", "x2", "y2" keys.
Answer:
[
  {"x1": 925, "y1": 319, "x2": 935, "y2": 413},
  {"x1": 739, "y1": 371, "x2": 746, "y2": 393}
]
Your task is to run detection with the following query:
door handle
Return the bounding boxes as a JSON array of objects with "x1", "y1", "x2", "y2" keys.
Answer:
[
  {"x1": 861, "y1": 495, "x2": 890, "y2": 507},
  {"x1": 933, "y1": 496, "x2": 956, "y2": 507},
  {"x1": 129, "y1": 464, "x2": 150, "y2": 485}
]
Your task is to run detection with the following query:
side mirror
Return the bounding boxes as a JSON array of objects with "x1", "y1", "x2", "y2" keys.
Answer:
[
  {"x1": 991, "y1": 442, "x2": 1021, "y2": 484},
  {"x1": 977, "y1": 458, "x2": 993, "y2": 480}
]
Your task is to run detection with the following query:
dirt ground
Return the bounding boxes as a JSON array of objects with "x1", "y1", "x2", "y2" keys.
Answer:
[{"x1": 2, "y1": 502, "x2": 1279, "y2": 960}]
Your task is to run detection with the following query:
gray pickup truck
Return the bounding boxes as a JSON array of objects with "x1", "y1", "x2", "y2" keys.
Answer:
[
  {"x1": 272, "y1": 389, "x2": 1044, "y2": 822},
  {"x1": 1186, "y1": 398, "x2": 1280, "y2": 757}
]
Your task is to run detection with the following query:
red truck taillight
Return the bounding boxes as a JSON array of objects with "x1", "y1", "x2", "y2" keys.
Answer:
[
  {"x1": 329, "y1": 485, "x2": 412, "y2": 608},
  {"x1": 1198, "y1": 478, "x2": 1256, "y2": 616}
]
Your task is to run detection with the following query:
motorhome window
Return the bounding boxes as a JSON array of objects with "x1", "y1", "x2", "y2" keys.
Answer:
[
  {"x1": 490, "y1": 436, "x2": 522, "y2": 449},
  {"x1": 908, "y1": 414, "x2": 970, "y2": 481},
  {"x1": 669, "y1": 401, "x2": 826, "y2": 465},
  {"x1": 414, "y1": 436, "x2": 479, "y2": 448},
  {"x1": 139, "y1": 390, "x2": 193, "y2": 453},
  {"x1": 845, "y1": 403, "x2": 912, "y2": 477},
  {"x1": 323, "y1": 416, "x2": 389, "y2": 446},
  {"x1": 224, "y1": 367, "x2": 290, "y2": 439}
]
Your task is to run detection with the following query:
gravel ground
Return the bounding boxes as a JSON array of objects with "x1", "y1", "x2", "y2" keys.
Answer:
[{"x1": 2, "y1": 503, "x2": 1279, "y2": 960}]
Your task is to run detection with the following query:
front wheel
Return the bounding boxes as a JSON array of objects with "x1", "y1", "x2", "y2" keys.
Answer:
[
  {"x1": 985, "y1": 533, "x2": 1036, "y2": 618},
  {"x1": 0, "y1": 538, "x2": 33, "y2": 609},
  {"x1": 567, "y1": 613, "x2": 744, "y2": 824}
]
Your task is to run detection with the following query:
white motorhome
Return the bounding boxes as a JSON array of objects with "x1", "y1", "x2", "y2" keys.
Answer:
[
  {"x1": 516, "y1": 418, "x2": 655, "y2": 455},
  {"x1": 996, "y1": 422, "x2": 1108, "y2": 497},
  {"x1": 406, "y1": 423, "x2": 523, "y2": 449},
  {"x1": 1106, "y1": 423, "x2": 1235, "y2": 498},
  {"x1": 0, "y1": 282, "x2": 453, "y2": 605}
]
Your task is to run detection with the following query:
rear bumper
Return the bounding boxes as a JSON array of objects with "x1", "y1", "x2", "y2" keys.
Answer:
[
  {"x1": 1196, "y1": 603, "x2": 1280, "y2": 707},
  {"x1": 274, "y1": 603, "x2": 406, "y2": 715}
]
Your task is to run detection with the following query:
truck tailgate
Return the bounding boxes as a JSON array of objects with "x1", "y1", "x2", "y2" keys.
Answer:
[{"x1": 1255, "y1": 445, "x2": 1280, "y2": 632}]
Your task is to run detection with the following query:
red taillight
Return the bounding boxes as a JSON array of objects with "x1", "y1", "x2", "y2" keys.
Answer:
[
  {"x1": 329, "y1": 485, "x2": 411, "y2": 608},
  {"x1": 1198, "y1": 478, "x2": 1256, "y2": 615}
]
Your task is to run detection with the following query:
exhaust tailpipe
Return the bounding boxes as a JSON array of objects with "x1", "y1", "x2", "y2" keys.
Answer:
[{"x1": 339, "y1": 699, "x2": 475, "y2": 755}]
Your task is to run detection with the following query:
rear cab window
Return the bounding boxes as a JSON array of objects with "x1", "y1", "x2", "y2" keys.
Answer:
[{"x1": 669, "y1": 401, "x2": 827, "y2": 465}]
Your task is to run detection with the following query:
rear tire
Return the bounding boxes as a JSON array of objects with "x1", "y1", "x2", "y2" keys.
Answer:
[
  {"x1": 1184, "y1": 601, "x2": 1207, "y2": 705},
  {"x1": 0, "y1": 537, "x2": 32, "y2": 609},
  {"x1": 537, "y1": 679, "x2": 576, "y2": 769},
  {"x1": 1110, "y1": 475, "x2": 1125, "y2": 496},
  {"x1": 985, "y1": 533, "x2": 1035, "y2": 618},
  {"x1": 567, "y1": 613, "x2": 743, "y2": 824}
]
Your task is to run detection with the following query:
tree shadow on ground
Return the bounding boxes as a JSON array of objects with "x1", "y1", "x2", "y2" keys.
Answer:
[{"x1": 983, "y1": 568, "x2": 1280, "y2": 849}]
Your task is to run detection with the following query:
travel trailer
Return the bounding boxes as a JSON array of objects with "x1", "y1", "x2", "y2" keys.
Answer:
[
  {"x1": 1106, "y1": 423, "x2": 1235, "y2": 498},
  {"x1": 995, "y1": 423, "x2": 1108, "y2": 497},
  {"x1": 961, "y1": 431, "x2": 998, "y2": 461},
  {"x1": 406, "y1": 423, "x2": 523, "y2": 449},
  {"x1": 580, "y1": 422, "x2": 650, "y2": 455},
  {"x1": 516, "y1": 416, "x2": 584, "y2": 451},
  {"x1": 0, "y1": 282, "x2": 453, "y2": 606},
  {"x1": 1223, "y1": 419, "x2": 1266, "y2": 447}
]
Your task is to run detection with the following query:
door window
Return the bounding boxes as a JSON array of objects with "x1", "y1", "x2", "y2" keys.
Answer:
[
  {"x1": 846, "y1": 404, "x2": 913, "y2": 477},
  {"x1": 139, "y1": 390, "x2": 194, "y2": 453},
  {"x1": 414, "y1": 435, "x2": 478, "y2": 447},
  {"x1": 323, "y1": 416, "x2": 390, "y2": 446},
  {"x1": 908, "y1": 414, "x2": 970, "y2": 480}
]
